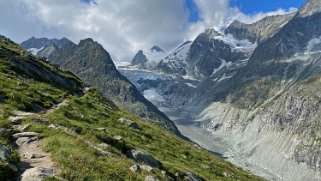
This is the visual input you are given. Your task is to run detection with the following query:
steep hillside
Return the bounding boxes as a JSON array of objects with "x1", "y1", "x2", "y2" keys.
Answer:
[
  {"x1": 21, "y1": 38, "x2": 179, "y2": 135},
  {"x1": 0, "y1": 35, "x2": 263, "y2": 180}
]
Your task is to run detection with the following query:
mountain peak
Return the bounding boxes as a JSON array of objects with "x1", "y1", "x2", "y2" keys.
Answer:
[
  {"x1": 79, "y1": 38, "x2": 95, "y2": 45},
  {"x1": 298, "y1": 0, "x2": 321, "y2": 17},
  {"x1": 229, "y1": 20, "x2": 244, "y2": 26},
  {"x1": 150, "y1": 45, "x2": 164, "y2": 53},
  {"x1": 204, "y1": 29, "x2": 220, "y2": 37},
  {"x1": 131, "y1": 50, "x2": 148, "y2": 66}
]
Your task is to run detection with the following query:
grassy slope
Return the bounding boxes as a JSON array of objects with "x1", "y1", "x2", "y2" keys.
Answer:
[{"x1": 0, "y1": 36, "x2": 263, "y2": 180}]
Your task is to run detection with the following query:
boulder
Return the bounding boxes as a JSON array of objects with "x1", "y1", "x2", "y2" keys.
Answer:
[
  {"x1": 12, "y1": 124, "x2": 30, "y2": 132},
  {"x1": 21, "y1": 167, "x2": 54, "y2": 181},
  {"x1": 15, "y1": 137, "x2": 38, "y2": 146},
  {"x1": 32, "y1": 118, "x2": 49, "y2": 125},
  {"x1": 9, "y1": 117, "x2": 23, "y2": 125},
  {"x1": 129, "y1": 149, "x2": 160, "y2": 168},
  {"x1": 113, "y1": 135, "x2": 122, "y2": 141},
  {"x1": 130, "y1": 164, "x2": 141, "y2": 173},
  {"x1": 144, "y1": 175, "x2": 159, "y2": 181},
  {"x1": 12, "y1": 132, "x2": 39, "y2": 139},
  {"x1": 119, "y1": 118, "x2": 139, "y2": 129},
  {"x1": 184, "y1": 172, "x2": 202, "y2": 181},
  {"x1": 99, "y1": 143, "x2": 110, "y2": 149},
  {"x1": 24, "y1": 152, "x2": 45, "y2": 159},
  {"x1": 141, "y1": 164, "x2": 153, "y2": 172},
  {"x1": 96, "y1": 127, "x2": 107, "y2": 131}
]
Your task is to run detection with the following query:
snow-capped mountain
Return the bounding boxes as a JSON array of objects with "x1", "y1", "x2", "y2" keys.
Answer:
[
  {"x1": 131, "y1": 45, "x2": 166, "y2": 68},
  {"x1": 156, "y1": 41, "x2": 192, "y2": 75}
]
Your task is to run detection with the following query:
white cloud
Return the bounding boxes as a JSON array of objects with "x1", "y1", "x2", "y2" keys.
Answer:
[
  {"x1": 0, "y1": 0, "x2": 192, "y2": 62},
  {"x1": 186, "y1": 0, "x2": 229, "y2": 40},
  {"x1": 0, "y1": 0, "x2": 298, "y2": 63}
]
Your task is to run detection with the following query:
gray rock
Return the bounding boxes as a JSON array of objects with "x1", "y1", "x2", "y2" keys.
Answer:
[
  {"x1": 119, "y1": 118, "x2": 139, "y2": 129},
  {"x1": 12, "y1": 124, "x2": 30, "y2": 132},
  {"x1": 113, "y1": 135, "x2": 122, "y2": 141},
  {"x1": 32, "y1": 118, "x2": 49, "y2": 125},
  {"x1": 21, "y1": 167, "x2": 54, "y2": 181},
  {"x1": 24, "y1": 152, "x2": 45, "y2": 159},
  {"x1": 15, "y1": 137, "x2": 38, "y2": 146},
  {"x1": 141, "y1": 164, "x2": 153, "y2": 172},
  {"x1": 13, "y1": 132, "x2": 39, "y2": 139},
  {"x1": 10, "y1": 117, "x2": 22, "y2": 125},
  {"x1": 144, "y1": 175, "x2": 159, "y2": 181},
  {"x1": 184, "y1": 172, "x2": 202, "y2": 181},
  {"x1": 99, "y1": 143, "x2": 110, "y2": 149},
  {"x1": 48, "y1": 124, "x2": 61, "y2": 129},
  {"x1": 161, "y1": 170, "x2": 166, "y2": 175},
  {"x1": 96, "y1": 127, "x2": 107, "y2": 131},
  {"x1": 130, "y1": 164, "x2": 141, "y2": 173},
  {"x1": 0, "y1": 144, "x2": 11, "y2": 163},
  {"x1": 129, "y1": 149, "x2": 160, "y2": 168}
]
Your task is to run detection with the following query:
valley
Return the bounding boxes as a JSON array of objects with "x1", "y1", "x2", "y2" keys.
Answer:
[{"x1": 2, "y1": 0, "x2": 321, "y2": 180}]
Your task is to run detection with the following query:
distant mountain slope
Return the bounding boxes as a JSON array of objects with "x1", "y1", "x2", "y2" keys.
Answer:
[
  {"x1": 225, "y1": 13, "x2": 295, "y2": 43},
  {"x1": 21, "y1": 38, "x2": 180, "y2": 135},
  {"x1": 0, "y1": 35, "x2": 263, "y2": 181}
]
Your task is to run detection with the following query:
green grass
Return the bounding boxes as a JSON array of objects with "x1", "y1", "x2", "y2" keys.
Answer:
[{"x1": 16, "y1": 89, "x2": 262, "y2": 181}]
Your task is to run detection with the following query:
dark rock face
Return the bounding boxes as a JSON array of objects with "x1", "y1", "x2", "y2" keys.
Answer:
[
  {"x1": 131, "y1": 50, "x2": 148, "y2": 66},
  {"x1": 21, "y1": 38, "x2": 180, "y2": 135},
  {"x1": 187, "y1": 29, "x2": 248, "y2": 79},
  {"x1": 225, "y1": 13, "x2": 295, "y2": 43}
]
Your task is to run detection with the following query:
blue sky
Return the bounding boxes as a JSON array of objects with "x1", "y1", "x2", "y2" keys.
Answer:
[
  {"x1": 229, "y1": 0, "x2": 306, "y2": 14},
  {"x1": 185, "y1": 0, "x2": 307, "y2": 23},
  {"x1": 184, "y1": 0, "x2": 200, "y2": 22}
]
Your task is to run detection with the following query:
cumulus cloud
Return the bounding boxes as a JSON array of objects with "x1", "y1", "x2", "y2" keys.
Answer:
[
  {"x1": 0, "y1": 0, "x2": 298, "y2": 63},
  {"x1": 0, "y1": 0, "x2": 191, "y2": 62},
  {"x1": 185, "y1": 0, "x2": 229, "y2": 40}
]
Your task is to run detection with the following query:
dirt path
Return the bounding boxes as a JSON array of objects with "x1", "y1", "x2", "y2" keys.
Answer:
[{"x1": 9, "y1": 105, "x2": 63, "y2": 180}]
